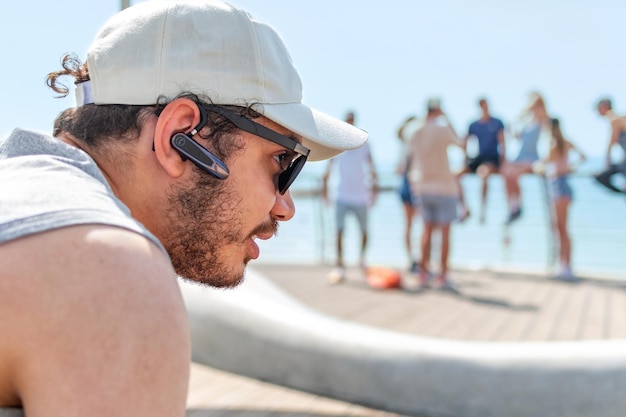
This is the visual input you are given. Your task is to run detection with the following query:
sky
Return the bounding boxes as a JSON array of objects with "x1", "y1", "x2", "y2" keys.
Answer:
[{"x1": 2, "y1": 0, "x2": 625, "y2": 172}]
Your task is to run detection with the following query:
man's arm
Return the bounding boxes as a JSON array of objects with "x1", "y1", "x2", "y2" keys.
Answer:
[
  {"x1": 461, "y1": 133, "x2": 471, "y2": 161},
  {"x1": 367, "y1": 150, "x2": 379, "y2": 203},
  {"x1": 396, "y1": 116, "x2": 417, "y2": 141},
  {"x1": 0, "y1": 225, "x2": 190, "y2": 417},
  {"x1": 367, "y1": 149, "x2": 378, "y2": 186},
  {"x1": 445, "y1": 120, "x2": 463, "y2": 150},
  {"x1": 497, "y1": 126, "x2": 506, "y2": 164},
  {"x1": 568, "y1": 140, "x2": 587, "y2": 167},
  {"x1": 606, "y1": 119, "x2": 621, "y2": 167},
  {"x1": 321, "y1": 159, "x2": 334, "y2": 203}
]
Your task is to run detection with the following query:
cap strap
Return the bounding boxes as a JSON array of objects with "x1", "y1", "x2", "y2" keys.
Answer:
[{"x1": 75, "y1": 81, "x2": 94, "y2": 106}]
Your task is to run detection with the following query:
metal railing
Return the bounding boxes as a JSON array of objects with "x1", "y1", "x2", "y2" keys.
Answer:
[{"x1": 258, "y1": 170, "x2": 626, "y2": 280}]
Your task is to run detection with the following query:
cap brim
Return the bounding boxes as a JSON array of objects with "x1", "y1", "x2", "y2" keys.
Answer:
[{"x1": 262, "y1": 103, "x2": 368, "y2": 161}]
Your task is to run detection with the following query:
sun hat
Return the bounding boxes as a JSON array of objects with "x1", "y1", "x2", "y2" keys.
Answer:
[{"x1": 75, "y1": 0, "x2": 367, "y2": 161}]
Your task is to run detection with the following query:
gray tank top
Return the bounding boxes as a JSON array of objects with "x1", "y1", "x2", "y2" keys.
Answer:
[
  {"x1": 0, "y1": 129, "x2": 169, "y2": 416},
  {"x1": 0, "y1": 128, "x2": 166, "y2": 253},
  {"x1": 514, "y1": 121, "x2": 541, "y2": 163},
  {"x1": 0, "y1": 409, "x2": 23, "y2": 417}
]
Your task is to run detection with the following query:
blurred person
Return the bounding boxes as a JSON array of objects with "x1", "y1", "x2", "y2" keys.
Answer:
[
  {"x1": 594, "y1": 97, "x2": 626, "y2": 194},
  {"x1": 396, "y1": 115, "x2": 421, "y2": 272},
  {"x1": 322, "y1": 111, "x2": 378, "y2": 284},
  {"x1": 0, "y1": 1, "x2": 367, "y2": 416},
  {"x1": 457, "y1": 97, "x2": 506, "y2": 223},
  {"x1": 534, "y1": 118, "x2": 586, "y2": 280},
  {"x1": 406, "y1": 98, "x2": 463, "y2": 289},
  {"x1": 501, "y1": 91, "x2": 551, "y2": 224}
]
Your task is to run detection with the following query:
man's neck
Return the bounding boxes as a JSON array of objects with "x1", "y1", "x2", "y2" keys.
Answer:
[{"x1": 57, "y1": 133, "x2": 119, "y2": 194}]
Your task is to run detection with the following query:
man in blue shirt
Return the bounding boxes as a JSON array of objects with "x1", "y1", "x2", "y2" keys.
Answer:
[{"x1": 457, "y1": 98, "x2": 506, "y2": 223}]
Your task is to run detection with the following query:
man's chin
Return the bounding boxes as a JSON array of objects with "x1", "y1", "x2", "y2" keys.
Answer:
[{"x1": 177, "y1": 268, "x2": 245, "y2": 289}]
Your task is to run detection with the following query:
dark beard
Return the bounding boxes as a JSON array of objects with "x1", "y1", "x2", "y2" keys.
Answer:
[{"x1": 164, "y1": 168, "x2": 246, "y2": 288}]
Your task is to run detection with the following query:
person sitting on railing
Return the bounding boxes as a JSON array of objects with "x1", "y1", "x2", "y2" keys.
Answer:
[
  {"x1": 593, "y1": 97, "x2": 626, "y2": 195},
  {"x1": 456, "y1": 97, "x2": 506, "y2": 224},
  {"x1": 501, "y1": 91, "x2": 552, "y2": 224}
]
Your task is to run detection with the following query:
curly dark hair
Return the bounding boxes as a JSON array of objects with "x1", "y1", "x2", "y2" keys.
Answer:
[{"x1": 47, "y1": 53, "x2": 263, "y2": 164}]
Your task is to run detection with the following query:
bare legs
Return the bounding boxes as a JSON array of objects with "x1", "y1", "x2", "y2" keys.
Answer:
[
  {"x1": 477, "y1": 164, "x2": 497, "y2": 223},
  {"x1": 419, "y1": 223, "x2": 433, "y2": 283},
  {"x1": 334, "y1": 227, "x2": 368, "y2": 269},
  {"x1": 360, "y1": 230, "x2": 368, "y2": 268},
  {"x1": 329, "y1": 206, "x2": 369, "y2": 284},
  {"x1": 439, "y1": 224, "x2": 451, "y2": 279},
  {"x1": 456, "y1": 173, "x2": 470, "y2": 222},
  {"x1": 402, "y1": 202, "x2": 417, "y2": 270},
  {"x1": 326, "y1": 228, "x2": 347, "y2": 283},
  {"x1": 553, "y1": 197, "x2": 572, "y2": 277},
  {"x1": 502, "y1": 162, "x2": 533, "y2": 223},
  {"x1": 457, "y1": 163, "x2": 497, "y2": 224},
  {"x1": 335, "y1": 229, "x2": 344, "y2": 269},
  {"x1": 419, "y1": 222, "x2": 451, "y2": 285},
  {"x1": 329, "y1": 227, "x2": 367, "y2": 284}
]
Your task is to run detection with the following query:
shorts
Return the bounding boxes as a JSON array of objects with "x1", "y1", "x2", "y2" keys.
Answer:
[
  {"x1": 419, "y1": 194, "x2": 458, "y2": 225},
  {"x1": 467, "y1": 154, "x2": 500, "y2": 173},
  {"x1": 549, "y1": 176, "x2": 572, "y2": 200},
  {"x1": 399, "y1": 175, "x2": 415, "y2": 205},
  {"x1": 335, "y1": 201, "x2": 368, "y2": 233}
]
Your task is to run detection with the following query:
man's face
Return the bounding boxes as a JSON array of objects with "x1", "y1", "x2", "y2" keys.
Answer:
[
  {"x1": 597, "y1": 103, "x2": 610, "y2": 116},
  {"x1": 164, "y1": 117, "x2": 297, "y2": 287}
]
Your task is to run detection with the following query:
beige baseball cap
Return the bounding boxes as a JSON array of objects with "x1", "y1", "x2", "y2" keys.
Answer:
[{"x1": 76, "y1": 0, "x2": 367, "y2": 161}]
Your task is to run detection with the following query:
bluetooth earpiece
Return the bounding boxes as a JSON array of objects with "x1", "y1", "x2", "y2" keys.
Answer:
[{"x1": 171, "y1": 132, "x2": 229, "y2": 180}]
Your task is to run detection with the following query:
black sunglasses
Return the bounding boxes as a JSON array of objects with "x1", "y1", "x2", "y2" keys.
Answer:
[
  {"x1": 174, "y1": 104, "x2": 310, "y2": 195},
  {"x1": 204, "y1": 105, "x2": 310, "y2": 194}
]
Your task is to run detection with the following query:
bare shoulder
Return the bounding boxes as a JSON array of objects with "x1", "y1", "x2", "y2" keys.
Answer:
[
  {"x1": 0, "y1": 225, "x2": 190, "y2": 417},
  {"x1": 610, "y1": 115, "x2": 626, "y2": 131}
]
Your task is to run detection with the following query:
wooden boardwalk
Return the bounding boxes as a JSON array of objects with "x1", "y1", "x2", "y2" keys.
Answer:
[
  {"x1": 252, "y1": 263, "x2": 626, "y2": 342},
  {"x1": 186, "y1": 264, "x2": 626, "y2": 417}
]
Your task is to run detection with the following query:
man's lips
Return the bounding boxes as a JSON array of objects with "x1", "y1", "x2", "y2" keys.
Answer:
[
  {"x1": 252, "y1": 232, "x2": 274, "y2": 241},
  {"x1": 246, "y1": 221, "x2": 278, "y2": 261},
  {"x1": 247, "y1": 233, "x2": 274, "y2": 260}
]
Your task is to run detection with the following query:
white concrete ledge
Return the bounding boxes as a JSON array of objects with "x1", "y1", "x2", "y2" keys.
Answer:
[{"x1": 180, "y1": 268, "x2": 626, "y2": 417}]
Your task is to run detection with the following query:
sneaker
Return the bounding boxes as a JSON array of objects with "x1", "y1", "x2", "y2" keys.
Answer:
[
  {"x1": 458, "y1": 208, "x2": 470, "y2": 223},
  {"x1": 555, "y1": 265, "x2": 576, "y2": 282},
  {"x1": 505, "y1": 207, "x2": 522, "y2": 225},
  {"x1": 328, "y1": 267, "x2": 346, "y2": 285},
  {"x1": 417, "y1": 271, "x2": 430, "y2": 289},
  {"x1": 436, "y1": 275, "x2": 458, "y2": 292},
  {"x1": 409, "y1": 260, "x2": 420, "y2": 274}
]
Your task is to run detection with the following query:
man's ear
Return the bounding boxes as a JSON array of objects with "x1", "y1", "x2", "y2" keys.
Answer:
[{"x1": 152, "y1": 98, "x2": 201, "y2": 178}]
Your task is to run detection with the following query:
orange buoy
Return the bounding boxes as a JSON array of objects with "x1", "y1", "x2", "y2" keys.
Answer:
[{"x1": 365, "y1": 266, "x2": 402, "y2": 290}]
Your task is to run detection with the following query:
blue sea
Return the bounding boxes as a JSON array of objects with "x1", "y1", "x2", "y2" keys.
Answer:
[{"x1": 257, "y1": 160, "x2": 626, "y2": 280}]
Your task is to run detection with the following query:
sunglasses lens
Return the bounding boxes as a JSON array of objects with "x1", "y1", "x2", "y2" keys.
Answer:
[{"x1": 278, "y1": 155, "x2": 307, "y2": 194}]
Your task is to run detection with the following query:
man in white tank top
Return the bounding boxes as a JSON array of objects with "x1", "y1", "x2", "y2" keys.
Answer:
[{"x1": 322, "y1": 111, "x2": 378, "y2": 283}]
